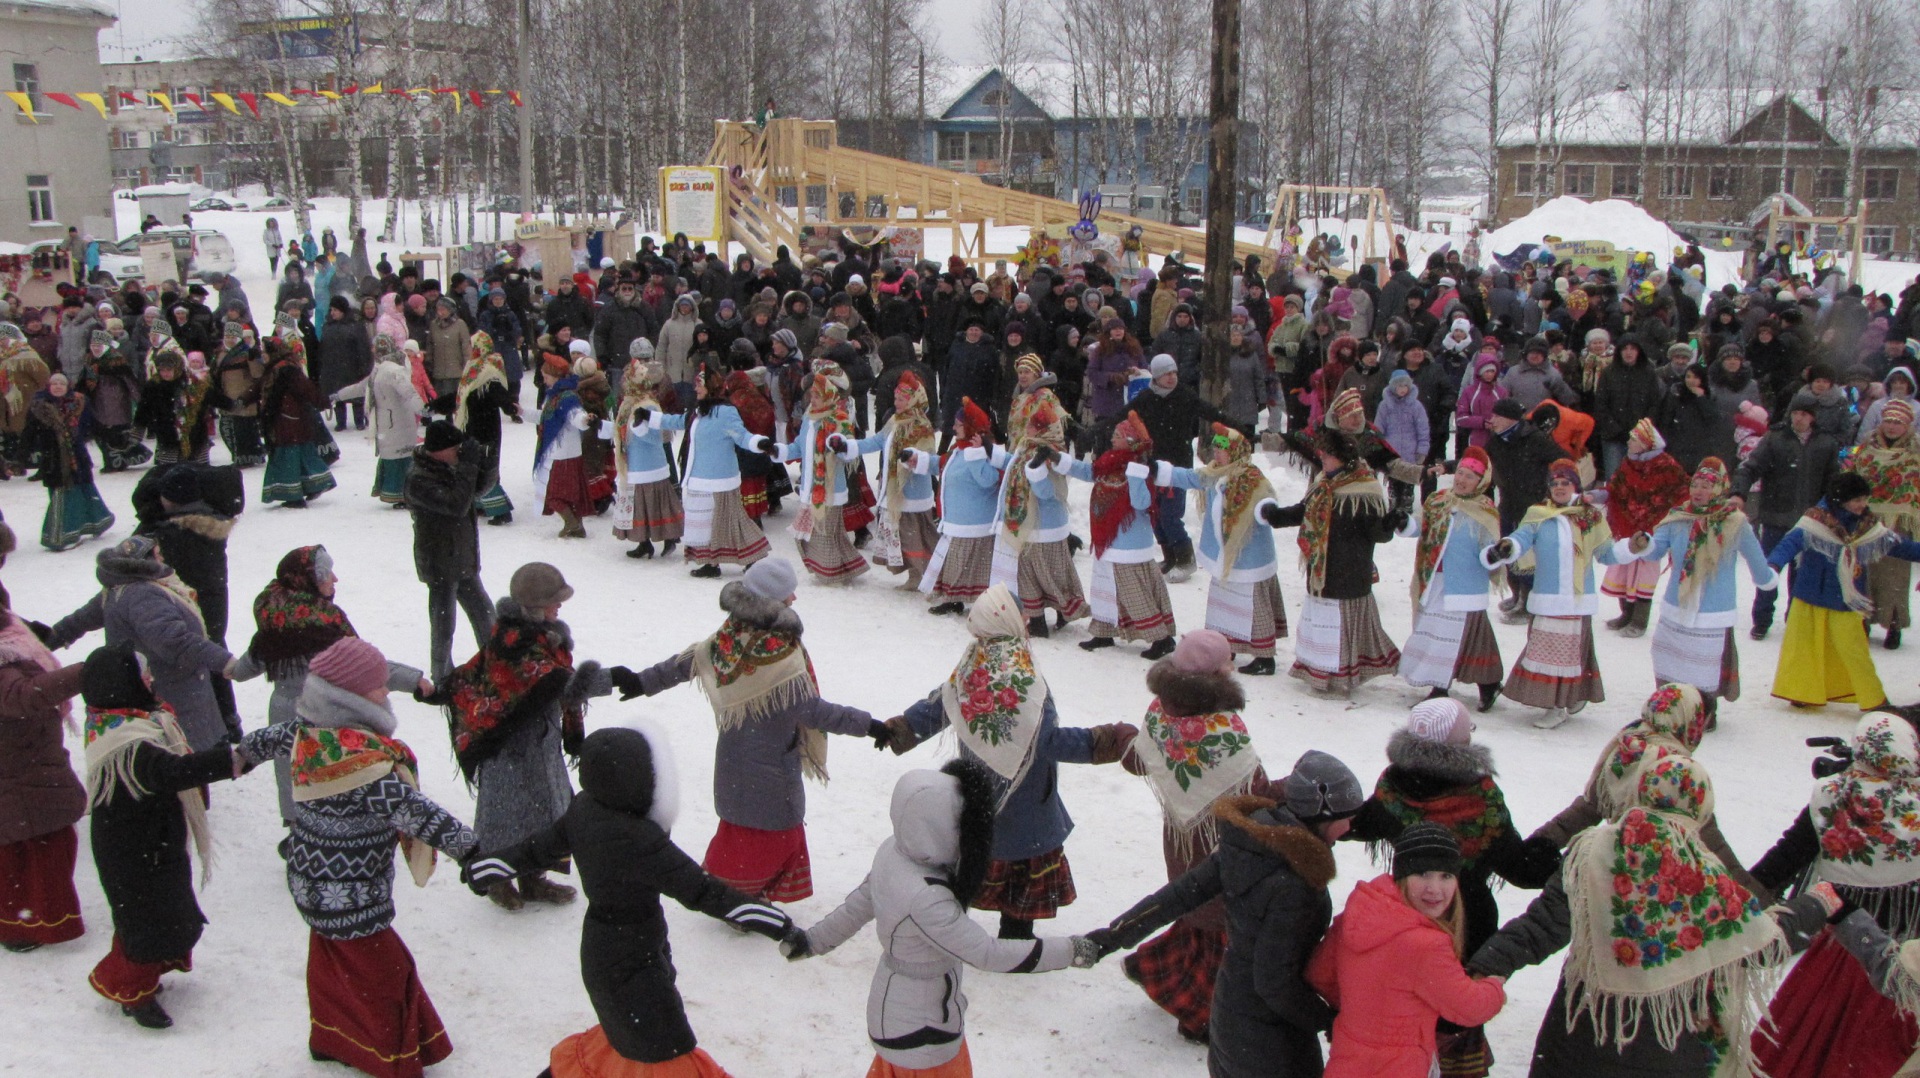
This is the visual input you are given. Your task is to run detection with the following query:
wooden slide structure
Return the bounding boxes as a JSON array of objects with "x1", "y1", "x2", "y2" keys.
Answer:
[{"x1": 703, "y1": 118, "x2": 1268, "y2": 272}]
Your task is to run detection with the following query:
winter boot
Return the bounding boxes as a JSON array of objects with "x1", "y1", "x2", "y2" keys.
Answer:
[
  {"x1": 1749, "y1": 622, "x2": 1770, "y2": 640},
  {"x1": 627, "y1": 541, "x2": 655, "y2": 560},
  {"x1": 122, "y1": 998, "x2": 172, "y2": 1029},
  {"x1": 520, "y1": 874, "x2": 576, "y2": 905},
  {"x1": 1477, "y1": 683, "x2": 1501, "y2": 712},
  {"x1": 1619, "y1": 600, "x2": 1651, "y2": 638},
  {"x1": 1606, "y1": 601, "x2": 1634, "y2": 631},
  {"x1": 1166, "y1": 552, "x2": 1196, "y2": 584},
  {"x1": 2, "y1": 940, "x2": 41, "y2": 953},
  {"x1": 689, "y1": 564, "x2": 722, "y2": 578},
  {"x1": 1066, "y1": 534, "x2": 1084, "y2": 557},
  {"x1": 281, "y1": 498, "x2": 308, "y2": 510},
  {"x1": 488, "y1": 512, "x2": 513, "y2": 526},
  {"x1": 660, "y1": 540, "x2": 677, "y2": 557},
  {"x1": 928, "y1": 601, "x2": 965, "y2": 617},
  {"x1": 1888, "y1": 628, "x2": 1903, "y2": 650},
  {"x1": 1079, "y1": 636, "x2": 1116, "y2": 651},
  {"x1": 1502, "y1": 584, "x2": 1532, "y2": 624},
  {"x1": 997, "y1": 915, "x2": 1035, "y2": 941},
  {"x1": 1141, "y1": 637, "x2": 1176, "y2": 661},
  {"x1": 853, "y1": 527, "x2": 871, "y2": 549},
  {"x1": 557, "y1": 508, "x2": 586, "y2": 539},
  {"x1": 1702, "y1": 697, "x2": 1719, "y2": 732},
  {"x1": 1425, "y1": 686, "x2": 1450, "y2": 700},
  {"x1": 1027, "y1": 615, "x2": 1050, "y2": 639},
  {"x1": 1054, "y1": 610, "x2": 1073, "y2": 630},
  {"x1": 1238, "y1": 657, "x2": 1276, "y2": 676},
  {"x1": 1532, "y1": 708, "x2": 1570, "y2": 730},
  {"x1": 486, "y1": 879, "x2": 524, "y2": 911}
]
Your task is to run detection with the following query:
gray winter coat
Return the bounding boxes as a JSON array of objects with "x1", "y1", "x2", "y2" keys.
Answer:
[
  {"x1": 334, "y1": 358, "x2": 420, "y2": 460},
  {"x1": 48, "y1": 550, "x2": 237, "y2": 750},
  {"x1": 635, "y1": 583, "x2": 875, "y2": 832},
  {"x1": 804, "y1": 768, "x2": 1076, "y2": 1070},
  {"x1": 1501, "y1": 358, "x2": 1577, "y2": 412},
  {"x1": 58, "y1": 309, "x2": 100, "y2": 381},
  {"x1": 1222, "y1": 344, "x2": 1275, "y2": 428}
]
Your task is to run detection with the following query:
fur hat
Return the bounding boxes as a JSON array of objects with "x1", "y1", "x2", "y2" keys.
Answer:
[
  {"x1": 509, "y1": 562, "x2": 573, "y2": 608},
  {"x1": 1147, "y1": 646, "x2": 1246, "y2": 718},
  {"x1": 309, "y1": 638, "x2": 388, "y2": 701},
  {"x1": 1284, "y1": 750, "x2": 1363, "y2": 823},
  {"x1": 957, "y1": 397, "x2": 993, "y2": 440},
  {"x1": 423, "y1": 420, "x2": 465, "y2": 453},
  {"x1": 1830, "y1": 471, "x2": 1872, "y2": 505},
  {"x1": 159, "y1": 465, "x2": 202, "y2": 506},
  {"x1": 1392, "y1": 822, "x2": 1463, "y2": 879}
]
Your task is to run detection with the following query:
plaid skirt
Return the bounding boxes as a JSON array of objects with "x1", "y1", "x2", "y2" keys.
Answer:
[
  {"x1": 1015, "y1": 540, "x2": 1088, "y2": 620},
  {"x1": 795, "y1": 504, "x2": 869, "y2": 581},
  {"x1": 1289, "y1": 595, "x2": 1400, "y2": 690},
  {"x1": 1503, "y1": 615, "x2": 1604, "y2": 709},
  {"x1": 1088, "y1": 560, "x2": 1175, "y2": 642},
  {"x1": 971, "y1": 848, "x2": 1075, "y2": 919},
  {"x1": 1206, "y1": 577, "x2": 1287, "y2": 656},
  {"x1": 542, "y1": 457, "x2": 597, "y2": 517},
  {"x1": 1123, "y1": 921, "x2": 1226, "y2": 1037},
  {"x1": 702, "y1": 821, "x2": 812, "y2": 903},
  {"x1": 883, "y1": 510, "x2": 940, "y2": 574},
  {"x1": 924, "y1": 534, "x2": 995, "y2": 602},
  {"x1": 1400, "y1": 608, "x2": 1503, "y2": 689},
  {"x1": 683, "y1": 489, "x2": 770, "y2": 566},
  {"x1": 621, "y1": 479, "x2": 685, "y2": 542}
]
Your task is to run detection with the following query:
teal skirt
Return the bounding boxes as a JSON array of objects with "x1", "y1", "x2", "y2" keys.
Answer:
[
  {"x1": 42, "y1": 483, "x2": 116, "y2": 551},
  {"x1": 372, "y1": 457, "x2": 412, "y2": 504},
  {"x1": 262, "y1": 444, "x2": 337, "y2": 504},
  {"x1": 476, "y1": 481, "x2": 513, "y2": 519}
]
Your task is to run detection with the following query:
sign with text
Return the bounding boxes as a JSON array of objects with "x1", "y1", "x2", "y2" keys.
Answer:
[
  {"x1": 658, "y1": 166, "x2": 725, "y2": 245},
  {"x1": 1547, "y1": 239, "x2": 1636, "y2": 275}
]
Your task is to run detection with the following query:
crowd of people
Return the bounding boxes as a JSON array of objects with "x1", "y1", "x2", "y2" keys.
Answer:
[{"x1": 1, "y1": 226, "x2": 1919, "y2": 1078}]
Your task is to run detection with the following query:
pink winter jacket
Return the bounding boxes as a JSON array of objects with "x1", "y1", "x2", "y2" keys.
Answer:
[
  {"x1": 1306, "y1": 874, "x2": 1506, "y2": 1078},
  {"x1": 1455, "y1": 355, "x2": 1509, "y2": 449}
]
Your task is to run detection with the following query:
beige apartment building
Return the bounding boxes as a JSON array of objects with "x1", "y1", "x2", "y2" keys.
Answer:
[{"x1": 2, "y1": 0, "x2": 116, "y2": 240}]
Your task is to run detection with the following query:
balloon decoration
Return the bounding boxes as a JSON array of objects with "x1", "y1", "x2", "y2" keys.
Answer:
[{"x1": 2, "y1": 85, "x2": 522, "y2": 122}]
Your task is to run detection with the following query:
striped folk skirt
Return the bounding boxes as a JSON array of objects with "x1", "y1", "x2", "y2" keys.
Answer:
[
  {"x1": 262, "y1": 444, "x2": 336, "y2": 505},
  {"x1": 1600, "y1": 557, "x2": 1662, "y2": 601},
  {"x1": 1651, "y1": 618, "x2": 1740, "y2": 700},
  {"x1": 922, "y1": 534, "x2": 996, "y2": 603},
  {"x1": 877, "y1": 509, "x2": 939, "y2": 575},
  {"x1": 1503, "y1": 615, "x2": 1604, "y2": 709},
  {"x1": 1002, "y1": 539, "x2": 1088, "y2": 620},
  {"x1": 1205, "y1": 577, "x2": 1287, "y2": 657},
  {"x1": 794, "y1": 504, "x2": 869, "y2": 581},
  {"x1": 41, "y1": 483, "x2": 116, "y2": 552},
  {"x1": 618, "y1": 479, "x2": 685, "y2": 542},
  {"x1": 1088, "y1": 559, "x2": 1175, "y2": 642},
  {"x1": 372, "y1": 457, "x2": 411, "y2": 505},
  {"x1": 682, "y1": 489, "x2": 770, "y2": 567},
  {"x1": 1289, "y1": 594, "x2": 1400, "y2": 691},
  {"x1": 701, "y1": 822, "x2": 812, "y2": 903},
  {"x1": 1400, "y1": 608, "x2": 1504, "y2": 689}
]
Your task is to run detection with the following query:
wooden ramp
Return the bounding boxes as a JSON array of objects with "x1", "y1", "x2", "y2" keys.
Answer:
[{"x1": 703, "y1": 118, "x2": 1266, "y2": 271}]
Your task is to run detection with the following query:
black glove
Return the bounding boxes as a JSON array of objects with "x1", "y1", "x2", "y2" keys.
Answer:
[
  {"x1": 462, "y1": 851, "x2": 517, "y2": 896},
  {"x1": 1260, "y1": 503, "x2": 1285, "y2": 528},
  {"x1": 28, "y1": 620, "x2": 52, "y2": 645},
  {"x1": 1385, "y1": 511, "x2": 1409, "y2": 534},
  {"x1": 1081, "y1": 927, "x2": 1122, "y2": 959},
  {"x1": 868, "y1": 719, "x2": 893, "y2": 751},
  {"x1": 1028, "y1": 446, "x2": 1054, "y2": 469},
  {"x1": 632, "y1": 406, "x2": 651, "y2": 425},
  {"x1": 722, "y1": 899, "x2": 793, "y2": 941},
  {"x1": 896, "y1": 448, "x2": 915, "y2": 465},
  {"x1": 608, "y1": 665, "x2": 644, "y2": 700},
  {"x1": 765, "y1": 442, "x2": 783, "y2": 459},
  {"x1": 779, "y1": 925, "x2": 813, "y2": 960},
  {"x1": 828, "y1": 434, "x2": 848, "y2": 453}
]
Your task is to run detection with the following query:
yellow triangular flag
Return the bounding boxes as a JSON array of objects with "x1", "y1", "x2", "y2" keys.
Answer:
[
  {"x1": 362, "y1": 82, "x2": 382, "y2": 95},
  {"x1": 264, "y1": 92, "x2": 297, "y2": 107},
  {"x1": 74, "y1": 92, "x2": 108, "y2": 118},
  {"x1": 318, "y1": 90, "x2": 341, "y2": 100},
  {"x1": 4, "y1": 91, "x2": 36, "y2": 122},
  {"x1": 150, "y1": 91, "x2": 174, "y2": 113},
  {"x1": 209, "y1": 92, "x2": 240, "y2": 114}
]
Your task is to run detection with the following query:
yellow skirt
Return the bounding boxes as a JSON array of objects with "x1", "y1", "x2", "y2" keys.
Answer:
[{"x1": 1771, "y1": 600, "x2": 1886, "y2": 710}]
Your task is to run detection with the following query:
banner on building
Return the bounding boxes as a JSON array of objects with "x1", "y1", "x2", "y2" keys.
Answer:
[{"x1": 658, "y1": 166, "x2": 725, "y2": 245}]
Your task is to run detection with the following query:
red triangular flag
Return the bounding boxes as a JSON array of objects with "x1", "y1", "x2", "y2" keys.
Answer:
[
  {"x1": 182, "y1": 92, "x2": 205, "y2": 109},
  {"x1": 235, "y1": 91, "x2": 260, "y2": 117},
  {"x1": 341, "y1": 84, "x2": 358, "y2": 95},
  {"x1": 386, "y1": 87, "x2": 412, "y2": 98},
  {"x1": 507, "y1": 91, "x2": 522, "y2": 107},
  {"x1": 467, "y1": 91, "x2": 486, "y2": 109},
  {"x1": 45, "y1": 92, "x2": 81, "y2": 110},
  {"x1": 117, "y1": 91, "x2": 142, "y2": 105},
  {"x1": 290, "y1": 88, "x2": 315, "y2": 97}
]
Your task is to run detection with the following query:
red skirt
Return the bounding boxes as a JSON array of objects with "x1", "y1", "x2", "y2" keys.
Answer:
[
  {"x1": 971, "y1": 848, "x2": 1076, "y2": 919},
  {"x1": 1123, "y1": 921, "x2": 1225, "y2": 1038},
  {"x1": 0, "y1": 826, "x2": 84, "y2": 946},
  {"x1": 738, "y1": 476, "x2": 768, "y2": 521},
  {"x1": 701, "y1": 822, "x2": 812, "y2": 903},
  {"x1": 550, "y1": 1026, "x2": 733, "y2": 1078},
  {"x1": 1753, "y1": 929, "x2": 1918, "y2": 1078},
  {"x1": 308, "y1": 928, "x2": 452, "y2": 1078},
  {"x1": 543, "y1": 457, "x2": 598, "y2": 517},
  {"x1": 89, "y1": 932, "x2": 191, "y2": 1005}
]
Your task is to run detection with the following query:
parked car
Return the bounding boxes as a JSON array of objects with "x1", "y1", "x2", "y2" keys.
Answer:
[
  {"x1": 112, "y1": 228, "x2": 238, "y2": 283},
  {"x1": 478, "y1": 196, "x2": 523, "y2": 213},
  {"x1": 190, "y1": 197, "x2": 236, "y2": 212},
  {"x1": 29, "y1": 238, "x2": 143, "y2": 285},
  {"x1": 253, "y1": 196, "x2": 315, "y2": 211}
]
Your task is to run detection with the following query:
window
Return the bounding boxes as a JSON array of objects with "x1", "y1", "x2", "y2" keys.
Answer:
[
  {"x1": 1764, "y1": 167, "x2": 1795, "y2": 195},
  {"x1": 1863, "y1": 226, "x2": 1894, "y2": 255},
  {"x1": 1610, "y1": 165, "x2": 1641, "y2": 199},
  {"x1": 1514, "y1": 162, "x2": 1553, "y2": 197},
  {"x1": 1708, "y1": 165, "x2": 1736, "y2": 200},
  {"x1": 26, "y1": 174, "x2": 53, "y2": 223},
  {"x1": 981, "y1": 89, "x2": 1007, "y2": 108},
  {"x1": 12, "y1": 63, "x2": 39, "y2": 114},
  {"x1": 1660, "y1": 165, "x2": 1694, "y2": 199},
  {"x1": 937, "y1": 131, "x2": 966, "y2": 161},
  {"x1": 1815, "y1": 167, "x2": 1846, "y2": 201},
  {"x1": 1562, "y1": 164, "x2": 1596, "y2": 197},
  {"x1": 1863, "y1": 167, "x2": 1899, "y2": 200},
  {"x1": 1185, "y1": 186, "x2": 1205, "y2": 210}
]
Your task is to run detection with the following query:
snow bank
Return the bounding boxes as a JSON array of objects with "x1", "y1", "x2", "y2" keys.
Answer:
[{"x1": 1484, "y1": 196, "x2": 1755, "y2": 291}]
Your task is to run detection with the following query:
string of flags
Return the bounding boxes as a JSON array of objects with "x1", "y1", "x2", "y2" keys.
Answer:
[{"x1": 2, "y1": 85, "x2": 523, "y2": 123}]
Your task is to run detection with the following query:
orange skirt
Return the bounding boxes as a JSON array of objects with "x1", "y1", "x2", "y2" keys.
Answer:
[
  {"x1": 866, "y1": 1041, "x2": 973, "y2": 1078},
  {"x1": 549, "y1": 1026, "x2": 732, "y2": 1078}
]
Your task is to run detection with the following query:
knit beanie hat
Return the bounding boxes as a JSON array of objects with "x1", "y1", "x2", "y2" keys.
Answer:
[
  {"x1": 1172, "y1": 630, "x2": 1234, "y2": 675},
  {"x1": 629, "y1": 338, "x2": 655, "y2": 359},
  {"x1": 159, "y1": 465, "x2": 202, "y2": 506},
  {"x1": 1330, "y1": 388, "x2": 1367, "y2": 430},
  {"x1": 1548, "y1": 457, "x2": 1582, "y2": 488},
  {"x1": 309, "y1": 638, "x2": 388, "y2": 701},
  {"x1": 1629, "y1": 417, "x2": 1661, "y2": 451},
  {"x1": 742, "y1": 557, "x2": 798, "y2": 602},
  {"x1": 423, "y1": 420, "x2": 465, "y2": 453},
  {"x1": 1149, "y1": 353, "x2": 1178, "y2": 377},
  {"x1": 1491, "y1": 398, "x2": 1526, "y2": 421},
  {"x1": 1284, "y1": 750, "x2": 1363, "y2": 824},
  {"x1": 1015, "y1": 353, "x2": 1045, "y2": 380},
  {"x1": 568, "y1": 339, "x2": 592, "y2": 356},
  {"x1": 1884, "y1": 399, "x2": 1915, "y2": 427},
  {"x1": 509, "y1": 562, "x2": 574, "y2": 608},
  {"x1": 1405, "y1": 698, "x2": 1473, "y2": 746},
  {"x1": 1392, "y1": 822, "x2": 1463, "y2": 879}
]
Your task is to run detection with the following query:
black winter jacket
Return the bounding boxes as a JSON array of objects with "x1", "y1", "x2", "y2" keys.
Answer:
[
  {"x1": 1592, "y1": 356, "x2": 1664, "y2": 444},
  {"x1": 92, "y1": 738, "x2": 240, "y2": 963},
  {"x1": 543, "y1": 290, "x2": 595, "y2": 339},
  {"x1": 1732, "y1": 427, "x2": 1842, "y2": 529},
  {"x1": 1656, "y1": 384, "x2": 1735, "y2": 472},
  {"x1": 592, "y1": 298, "x2": 659, "y2": 371},
  {"x1": 404, "y1": 447, "x2": 480, "y2": 584},
  {"x1": 1129, "y1": 385, "x2": 1232, "y2": 468},
  {"x1": 1266, "y1": 475, "x2": 1402, "y2": 599},
  {"x1": 1484, "y1": 420, "x2": 1570, "y2": 533}
]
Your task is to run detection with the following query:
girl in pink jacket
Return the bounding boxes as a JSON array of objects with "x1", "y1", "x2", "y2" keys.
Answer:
[{"x1": 1454, "y1": 354, "x2": 1509, "y2": 450}]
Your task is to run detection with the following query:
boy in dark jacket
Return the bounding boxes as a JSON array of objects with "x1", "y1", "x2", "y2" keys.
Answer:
[
  {"x1": 405, "y1": 421, "x2": 493, "y2": 680},
  {"x1": 1132, "y1": 354, "x2": 1235, "y2": 579},
  {"x1": 1731, "y1": 401, "x2": 1840, "y2": 638},
  {"x1": 1089, "y1": 751, "x2": 1364, "y2": 1078}
]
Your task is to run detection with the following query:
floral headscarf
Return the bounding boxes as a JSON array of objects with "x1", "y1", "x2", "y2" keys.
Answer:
[
  {"x1": 249, "y1": 545, "x2": 357, "y2": 666},
  {"x1": 1194, "y1": 424, "x2": 1276, "y2": 576},
  {"x1": 941, "y1": 585, "x2": 1047, "y2": 807},
  {"x1": 453, "y1": 331, "x2": 506, "y2": 430},
  {"x1": 1584, "y1": 683, "x2": 1708, "y2": 820},
  {"x1": 1810, "y1": 712, "x2": 1920, "y2": 933},
  {"x1": 1655, "y1": 457, "x2": 1748, "y2": 613}
]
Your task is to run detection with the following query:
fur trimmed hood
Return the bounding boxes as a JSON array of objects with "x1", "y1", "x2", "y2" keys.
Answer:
[
  {"x1": 1385, "y1": 728, "x2": 1494, "y2": 785},
  {"x1": 718, "y1": 581, "x2": 803, "y2": 635},
  {"x1": 1214, "y1": 794, "x2": 1337, "y2": 890},
  {"x1": 166, "y1": 510, "x2": 236, "y2": 541},
  {"x1": 1146, "y1": 658, "x2": 1246, "y2": 717},
  {"x1": 493, "y1": 597, "x2": 575, "y2": 650}
]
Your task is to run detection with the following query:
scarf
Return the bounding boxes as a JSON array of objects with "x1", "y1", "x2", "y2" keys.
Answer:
[
  {"x1": 1089, "y1": 447, "x2": 1147, "y2": 559},
  {"x1": 1298, "y1": 462, "x2": 1386, "y2": 595},
  {"x1": 1195, "y1": 427, "x2": 1276, "y2": 575},
  {"x1": 444, "y1": 615, "x2": 575, "y2": 782},
  {"x1": 1810, "y1": 712, "x2": 1920, "y2": 936},
  {"x1": 1000, "y1": 388, "x2": 1068, "y2": 548},
  {"x1": 1134, "y1": 698, "x2": 1260, "y2": 859},
  {"x1": 726, "y1": 372, "x2": 776, "y2": 437},
  {"x1": 1370, "y1": 772, "x2": 1511, "y2": 867},
  {"x1": 84, "y1": 705, "x2": 214, "y2": 886},
  {"x1": 1606, "y1": 453, "x2": 1690, "y2": 537},
  {"x1": 1562, "y1": 756, "x2": 1785, "y2": 1077},
  {"x1": 1514, "y1": 499, "x2": 1609, "y2": 590},
  {"x1": 1847, "y1": 433, "x2": 1920, "y2": 536},
  {"x1": 1657, "y1": 498, "x2": 1746, "y2": 613},
  {"x1": 453, "y1": 333, "x2": 507, "y2": 430},
  {"x1": 612, "y1": 361, "x2": 665, "y2": 490},
  {"x1": 1413, "y1": 481, "x2": 1502, "y2": 603},
  {"x1": 794, "y1": 363, "x2": 853, "y2": 541},
  {"x1": 1579, "y1": 346, "x2": 1613, "y2": 393},
  {"x1": 1794, "y1": 505, "x2": 1899, "y2": 615},
  {"x1": 682, "y1": 609, "x2": 826, "y2": 781},
  {"x1": 1584, "y1": 684, "x2": 1708, "y2": 820},
  {"x1": 290, "y1": 720, "x2": 438, "y2": 887},
  {"x1": 534, "y1": 375, "x2": 583, "y2": 469},
  {"x1": 0, "y1": 613, "x2": 69, "y2": 726},
  {"x1": 249, "y1": 546, "x2": 356, "y2": 667},
  {"x1": 941, "y1": 588, "x2": 1048, "y2": 806},
  {"x1": 30, "y1": 390, "x2": 84, "y2": 481},
  {"x1": 881, "y1": 386, "x2": 935, "y2": 522}
]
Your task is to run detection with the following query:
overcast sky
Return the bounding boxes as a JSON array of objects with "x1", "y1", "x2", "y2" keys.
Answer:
[{"x1": 105, "y1": 0, "x2": 994, "y2": 64}]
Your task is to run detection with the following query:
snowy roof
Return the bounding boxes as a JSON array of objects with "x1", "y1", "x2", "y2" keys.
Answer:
[
  {"x1": 134, "y1": 183, "x2": 192, "y2": 196},
  {"x1": 930, "y1": 64, "x2": 1079, "y2": 120},
  {"x1": 0, "y1": 0, "x2": 115, "y2": 21},
  {"x1": 1497, "y1": 88, "x2": 1918, "y2": 149}
]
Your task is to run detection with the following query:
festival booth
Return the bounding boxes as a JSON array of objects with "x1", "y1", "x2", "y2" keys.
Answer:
[{"x1": 135, "y1": 184, "x2": 193, "y2": 228}]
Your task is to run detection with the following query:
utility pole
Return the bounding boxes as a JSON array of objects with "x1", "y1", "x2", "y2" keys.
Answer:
[
  {"x1": 1200, "y1": 0, "x2": 1240, "y2": 405},
  {"x1": 517, "y1": 0, "x2": 533, "y2": 217}
]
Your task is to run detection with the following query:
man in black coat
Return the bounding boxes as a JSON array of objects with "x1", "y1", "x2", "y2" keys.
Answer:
[
  {"x1": 133, "y1": 464, "x2": 242, "y2": 738},
  {"x1": 543, "y1": 276, "x2": 595, "y2": 340},
  {"x1": 1375, "y1": 258, "x2": 1420, "y2": 338},
  {"x1": 919, "y1": 276, "x2": 961, "y2": 391},
  {"x1": 1089, "y1": 750, "x2": 1361, "y2": 1076},
  {"x1": 1481, "y1": 398, "x2": 1571, "y2": 617},
  {"x1": 405, "y1": 422, "x2": 493, "y2": 680},
  {"x1": 1130, "y1": 354, "x2": 1235, "y2": 577},
  {"x1": 941, "y1": 319, "x2": 1001, "y2": 449},
  {"x1": 591, "y1": 280, "x2": 659, "y2": 375},
  {"x1": 1731, "y1": 400, "x2": 1840, "y2": 638}
]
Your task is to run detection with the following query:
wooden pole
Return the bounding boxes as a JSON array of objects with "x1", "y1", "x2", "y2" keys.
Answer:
[{"x1": 1200, "y1": 0, "x2": 1241, "y2": 406}]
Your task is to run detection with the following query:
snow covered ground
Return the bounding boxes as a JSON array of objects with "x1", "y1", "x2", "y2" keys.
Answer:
[{"x1": 0, "y1": 392, "x2": 1894, "y2": 1076}]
